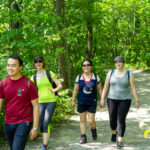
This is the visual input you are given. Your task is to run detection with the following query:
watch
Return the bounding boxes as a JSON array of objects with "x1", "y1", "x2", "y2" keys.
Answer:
[{"x1": 33, "y1": 127, "x2": 38, "y2": 131}]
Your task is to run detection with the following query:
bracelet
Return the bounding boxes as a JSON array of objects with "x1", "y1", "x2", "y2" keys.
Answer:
[{"x1": 33, "y1": 127, "x2": 38, "y2": 131}]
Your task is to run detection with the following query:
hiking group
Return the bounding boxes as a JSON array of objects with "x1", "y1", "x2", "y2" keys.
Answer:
[{"x1": 0, "y1": 55, "x2": 140, "y2": 150}]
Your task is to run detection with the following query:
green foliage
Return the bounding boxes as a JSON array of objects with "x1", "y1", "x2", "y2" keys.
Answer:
[
  {"x1": 0, "y1": 53, "x2": 11, "y2": 80},
  {"x1": 50, "y1": 89, "x2": 75, "y2": 126},
  {"x1": 0, "y1": 0, "x2": 150, "y2": 145},
  {"x1": 0, "y1": 105, "x2": 5, "y2": 146}
]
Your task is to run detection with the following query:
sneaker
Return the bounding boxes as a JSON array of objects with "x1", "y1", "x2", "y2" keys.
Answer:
[
  {"x1": 41, "y1": 145, "x2": 47, "y2": 150},
  {"x1": 80, "y1": 134, "x2": 87, "y2": 144},
  {"x1": 91, "y1": 128, "x2": 97, "y2": 140},
  {"x1": 117, "y1": 141, "x2": 124, "y2": 149},
  {"x1": 111, "y1": 133, "x2": 117, "y2": 142}
]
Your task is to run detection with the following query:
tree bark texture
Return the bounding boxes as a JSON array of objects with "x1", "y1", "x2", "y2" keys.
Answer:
[{"x1": 56, "y1": 0, "x2": 67, "y2": 88}]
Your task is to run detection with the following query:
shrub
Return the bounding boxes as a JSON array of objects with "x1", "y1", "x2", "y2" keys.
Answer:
[{"x1": 51, "y1": 89, "x2": 75, "y2": 126}]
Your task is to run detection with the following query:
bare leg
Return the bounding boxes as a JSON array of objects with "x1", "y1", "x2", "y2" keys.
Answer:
[
  {"x1": 112, "y1": 130, "x2": 117, "y2": 134},
  {"x1": 80, "y1": 112, "x2": 87, "y2": 134},
  {"x1": 87, "y1": 113, "x2": 96, "y2": 129},
  {"x1": 43, "y1": 133, "x2": 50, "y2": 145}
]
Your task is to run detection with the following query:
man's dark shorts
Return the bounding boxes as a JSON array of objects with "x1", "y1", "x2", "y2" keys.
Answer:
[{"x1": 77, "y1": 104, "x2": 97, "y2": 113}]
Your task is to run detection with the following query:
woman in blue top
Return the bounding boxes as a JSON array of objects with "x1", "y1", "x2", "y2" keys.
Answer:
[
  {"x1": 72, "y1": 59, "x2": 102, "y2": 144},
  {"x1": 100, "y1": 56, "x2": 140, "y2": 149}
]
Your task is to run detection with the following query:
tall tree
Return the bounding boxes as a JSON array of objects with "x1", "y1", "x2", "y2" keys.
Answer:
[
  {"x1": 56, "y1": 0, "x2": 67, "y2": 88},
  {"x1": 9, "y1": 0, "x2": 22, "y2": 53}
]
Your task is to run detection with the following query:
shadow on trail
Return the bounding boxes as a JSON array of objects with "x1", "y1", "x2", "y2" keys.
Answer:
[{"x1": 25, "y1": 117, "x2": 149, "y2": 150}]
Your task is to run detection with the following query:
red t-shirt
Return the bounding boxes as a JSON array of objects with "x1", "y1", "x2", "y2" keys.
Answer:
[{"x1": 0, "y1": 76, "x2": 38, "y2": 124}]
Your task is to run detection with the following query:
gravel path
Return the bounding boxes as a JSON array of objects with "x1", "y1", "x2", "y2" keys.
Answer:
[{"x1": 1, "y1": 70, "x2": 150, "y2": 150}]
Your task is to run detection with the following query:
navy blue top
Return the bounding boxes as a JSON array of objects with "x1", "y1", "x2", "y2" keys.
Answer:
[{"x1": 75, "y1": 73, "x2": 101, "y2": 105}]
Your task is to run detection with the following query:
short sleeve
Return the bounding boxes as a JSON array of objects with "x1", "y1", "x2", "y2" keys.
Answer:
[
  {"x1": 30, "y1": 75, "x2": 34, "y2": 82},
  {"x1": 75, "y1": 75, "x2": 80, "y2": 84},
  {"x1": 0, "y1": 80, "x2": 4, "y2": 98},
  {"x1": 96, "y1": 75, "x2": 101, "y2": 84},
  {"x1": 50, "y1": 71, "x2": 55, "y2": 79},
  {"x1": 29, "y1": 81, "x2": 38, "y2": 101}
]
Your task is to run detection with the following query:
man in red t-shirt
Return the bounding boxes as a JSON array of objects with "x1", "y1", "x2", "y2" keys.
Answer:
[{"x1": 0, "y1": 55, "x2": 39, "y2": 150}]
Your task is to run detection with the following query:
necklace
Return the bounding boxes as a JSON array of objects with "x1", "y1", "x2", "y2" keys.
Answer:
[
  {"x1": 37, "y1": 70, "x2": 46, "y2": 78},
  {"x1": 82, "y1": 73, "x2": 93, "y2": 83}
]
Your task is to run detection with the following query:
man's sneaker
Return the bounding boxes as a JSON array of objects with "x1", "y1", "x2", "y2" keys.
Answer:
[
  {"x1": 111, "y1": 133, "x2": 117, "y2": 142},
  {"x1": 91, "y1": 128, "x2": 97, "y2": 140},
  {"x1": 80, "y1": 134, "x2": 87, "y2": 144},
  {"x1": 117, "y1": 141, "x2": 124, "y2": 149}
]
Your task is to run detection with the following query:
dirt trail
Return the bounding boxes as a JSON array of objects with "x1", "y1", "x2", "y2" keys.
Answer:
[{"x1": 2, "y1": 70, "x2": 150, "y2": 150}]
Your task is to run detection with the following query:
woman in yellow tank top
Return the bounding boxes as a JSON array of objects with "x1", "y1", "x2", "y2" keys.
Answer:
[{"x1": 31, "y1": 56, "x2": 62, "y2": 150}]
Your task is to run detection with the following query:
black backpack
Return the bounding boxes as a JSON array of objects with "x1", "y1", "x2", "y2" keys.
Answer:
[{"x1": 33, "y1": 70, "x2": 58, "y2": 96}]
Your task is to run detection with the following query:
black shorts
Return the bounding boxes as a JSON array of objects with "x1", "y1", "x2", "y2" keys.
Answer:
[{"x1": 77, "y1": 104, "x2": 97, "y2": 113}]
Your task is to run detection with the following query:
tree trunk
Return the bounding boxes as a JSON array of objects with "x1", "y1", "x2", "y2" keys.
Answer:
[
  {"x1": 113, "y1": 18, "x2": 118, "y2": 56},
  {"x1": 65, "y1": 40, "x2": 71, "y2": 88},
  {"x1": 86, "y1": 23, "x2": 93, "y2": 58},
  {"x1": 63, "y1": 0, "x2": 71, "y2": 88},
  {"x1": 85, "y1": 1, "x2": 93, "y2": 59},
  {"x1": 9, "y1": 0, "x2": 22, "y2": 30},
  {"x1": 9, "y1": 0, "x2": 22, "y2": 53},
  {"x1": 56, "y1": 0, "x2": 67, "y2": 88}
]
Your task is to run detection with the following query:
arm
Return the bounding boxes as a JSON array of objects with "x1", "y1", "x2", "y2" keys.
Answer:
[
  {"x1": 129, "y1": 72, "x2": 140, "y2": 109},
  {"x1": 30, "y1": 98, "x2": 39, "y2": 140},
  {"x1": 72, "y1": 84, "x2": 79, "y2": 108},
  {"x1": 100, "y1": 71, "x2": 111, "y2": 107},
  {"x1": 97, "y1": 83, "x2": 102, "y2": 98},
  {"x1": 0, "y1": 98, "x2": 3, "y2": 112},
  {"x1": 51, "y1": 76, "x2": 63, "y2": 93}
]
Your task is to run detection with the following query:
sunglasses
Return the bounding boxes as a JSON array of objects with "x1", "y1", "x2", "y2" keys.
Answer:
[
  {"x1": 82, "y1": 64, "x2": 91, "y2": 67},
  {"x1": 34, "y1": 60, "x2": 43, "y2": 63}
]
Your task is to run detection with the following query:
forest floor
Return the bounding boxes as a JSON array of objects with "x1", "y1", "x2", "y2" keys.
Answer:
[{"x1": 1, "y1": 70, "x2": 150, "y2": 150}]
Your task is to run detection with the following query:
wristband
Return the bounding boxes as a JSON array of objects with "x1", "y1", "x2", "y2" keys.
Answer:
[{"x1": 33, "y1": 127, "x2": 38, "y2": 131}]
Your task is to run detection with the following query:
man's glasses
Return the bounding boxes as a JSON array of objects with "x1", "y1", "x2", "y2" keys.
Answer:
[
  {"x1": 82, "y1": 64, "x2": 91, "y2": 67},
  {"x1": 34, "y1": 60, "x2": 43, "y2": 63}
]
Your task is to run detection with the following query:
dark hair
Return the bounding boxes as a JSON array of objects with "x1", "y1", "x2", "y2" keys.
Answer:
[
  {"x1": 82, "y1": 59, "x2": 93, "y2": 67},
  {"x1": 8, "y1": 55, "x2": 23, "y2": 66},
  {"x1": 33, "y1": 56, "x2": 46, "y2": 68}
]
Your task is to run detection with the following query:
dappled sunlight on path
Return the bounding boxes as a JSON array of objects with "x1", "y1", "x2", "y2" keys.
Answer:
[{"x1": 71, "y1": 111, "x2": 109, "y2": 121}]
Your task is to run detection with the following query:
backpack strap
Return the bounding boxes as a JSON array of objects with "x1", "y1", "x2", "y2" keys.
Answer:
[
  {"x1": 93, "y1": 73, "x2": 97, "y2": 83},
  {"x1": 78, "y1": 74, "x2": 82, "y2": 82},
  {"x1": 46, "y1": 70, "x2": 58, "y2": 96},
  {"x1": 127, "y1": 70, "x2": 130, "y2": 83},
  {"x1": 27, "y1": 79, "x2": 30, "y2": 88},
  {"x1": 110, "y1": 69, "x2": 114, "y2": 78},
  {"x1": 110, "y1": 69, "x2": 130, "y2": 81},
  {"x1": 46, "y1": 70, "x2": 53, "y2": 85},
  {"x1": 2, "y1": 78, "x2": 30, "y2": 89},
  {"x1": 2, "y1": 78, "x2": 6, "y2": 89},
  {"x1": 33, "y1": 73, "x2": 38, "y2": 90},
  {"x1": 127, "y1": 70, "x2": 130, "y2": 80}
]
